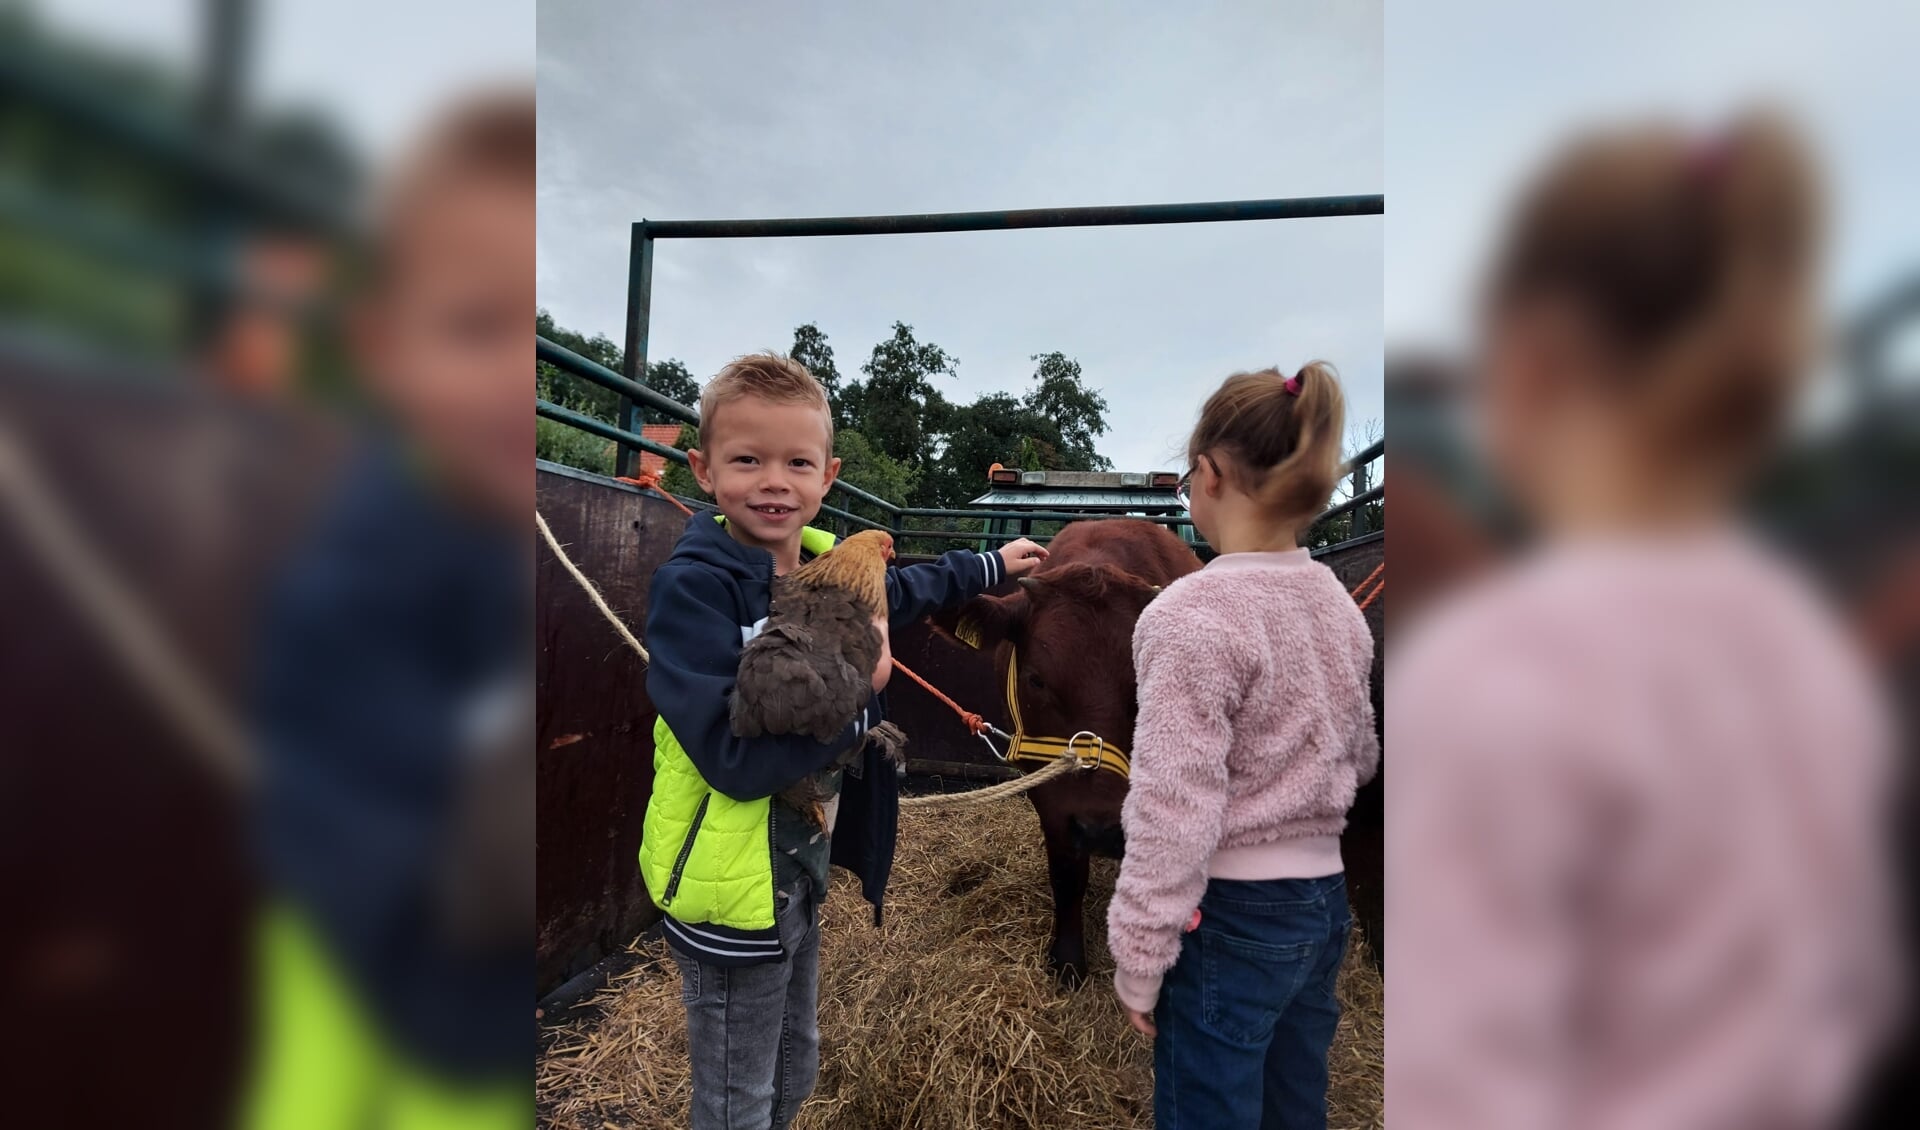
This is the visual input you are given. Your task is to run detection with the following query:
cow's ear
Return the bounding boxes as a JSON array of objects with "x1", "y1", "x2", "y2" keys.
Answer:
[{"x1": 929, "y1": 591, "x2": 1029, "y2": 650}]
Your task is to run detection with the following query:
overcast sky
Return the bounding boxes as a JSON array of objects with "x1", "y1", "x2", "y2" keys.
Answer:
[
  {"x1": 40, "y1": 0, "x2": 531, "y2": 163},
  {"x1": 538, "y1": 0, "x2": 1383, "y2": 475},
  {"x1": 1388, "y1": 0, "x2": 1920, "y2": 377}
]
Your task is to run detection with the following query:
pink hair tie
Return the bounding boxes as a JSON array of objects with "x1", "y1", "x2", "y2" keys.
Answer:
[
  {"x1": 1283, "y1": 371, "x2": 1304, "y2": 396},
  {"x1": 1687, "y1": 131, "x2": 1732, "y2": 185}
]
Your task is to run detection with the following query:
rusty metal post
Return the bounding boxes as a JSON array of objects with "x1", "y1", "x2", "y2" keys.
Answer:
[{"x1": 618, "y1": 222, "x2": 654, "y2": 478}]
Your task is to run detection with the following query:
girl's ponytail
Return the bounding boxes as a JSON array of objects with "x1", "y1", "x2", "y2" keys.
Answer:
[
  {"x1": 1484, "y1": 109, "x2": 1820, "y2": 467},
  {"x1": 1189, "y1": 361, "x2": 1349, "y2": 531}
]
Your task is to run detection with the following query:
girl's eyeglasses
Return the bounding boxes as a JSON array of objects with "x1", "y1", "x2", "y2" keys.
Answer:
[{"x1": 1175, "y1": 470, "x2": 1193, "y2": 510}]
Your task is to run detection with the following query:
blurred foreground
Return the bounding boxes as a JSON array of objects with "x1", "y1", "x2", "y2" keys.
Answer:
[
  {"x1": 1, "y1": 3, "x2": 530, "y2": 1126},
  {"x1": 1386, "y1": 59, "x2": 1916, "y2": 1130}
]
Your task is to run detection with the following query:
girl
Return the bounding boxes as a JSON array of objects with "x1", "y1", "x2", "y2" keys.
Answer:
[
  {"x1": 1389, "y1": 114, "x2": 1898, "y2": 1129},
  {"x1": 1108, "y1": 362, "x2": 1380, "y2": 1130}
]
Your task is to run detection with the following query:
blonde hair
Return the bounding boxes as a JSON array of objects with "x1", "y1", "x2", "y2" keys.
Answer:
[
  {"x1": 372, "y1": 88, "x2": 533, "y2": 280},
  {"x1": 698, "y1": 352, "x2": 833, "y2": 449},
  {"x1": 1189, "y1": 362, "x2": 1347, "y2": 529},
  {"x1": 1485, "y1": 109, "x2": 1821, "y2": 466}
]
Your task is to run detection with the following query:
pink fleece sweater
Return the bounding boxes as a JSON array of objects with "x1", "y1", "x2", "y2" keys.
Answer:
[
  {"x1": 1388, "y1": 530, "x2": 1898, "y2": 1129},
  {"x1": 1108, "y1": 549, "x2": 1378, "y2": 1012}
]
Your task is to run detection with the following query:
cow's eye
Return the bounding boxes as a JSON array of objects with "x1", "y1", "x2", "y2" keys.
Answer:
[{"x1": 1026, "y1": 671, "x2": 1046, "y2": 691}]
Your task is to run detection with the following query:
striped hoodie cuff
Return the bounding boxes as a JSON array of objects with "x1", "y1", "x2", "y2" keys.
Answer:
[{"x1": 974, "y1": 549, "x2": 1003, "y2": 588}]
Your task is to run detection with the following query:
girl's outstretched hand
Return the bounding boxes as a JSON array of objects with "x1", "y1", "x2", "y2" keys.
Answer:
[
  {"x1": 1124, "y1": 1006, "x2": 1157, "y2": 1038},
  {"x1": 997, "y1": 538, "x2": 1050, "y2": 578}
]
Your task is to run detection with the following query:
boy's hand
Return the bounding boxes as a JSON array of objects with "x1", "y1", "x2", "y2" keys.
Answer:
[
  {"x1": 998, "y1": 538, "x2": 1050, "y2": 578},
  {"x1": 870, "y1": 614, "x2": 892, "y2": 694}
]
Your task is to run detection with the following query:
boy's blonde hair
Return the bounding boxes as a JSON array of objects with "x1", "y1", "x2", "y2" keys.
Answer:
[
  {"x1": 698, "y1": 353, "x2": 833, "y2": 449},
  {"x1": 371, "y1": 88, "x2": 534, "y2": 282},
  {"x1": 1189, "y1": 362, "x2": 1348, "y2": 531}
]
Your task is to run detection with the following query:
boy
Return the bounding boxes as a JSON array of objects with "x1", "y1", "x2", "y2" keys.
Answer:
[
  {"x1": 246, "y1": 91, "x2": 532, "y2": 1130},
  {"x1": 641, "y1": 354, "x2": 1047, "y2": 1130}
]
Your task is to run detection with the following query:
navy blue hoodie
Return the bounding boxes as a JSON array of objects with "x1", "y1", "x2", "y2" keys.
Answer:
[
  {"x1": 645, "y1": 513, "x2": 1007, "y2": 925},
  {"x1": 254, "y1": 440, "x2": 527, "y2": 1081}
]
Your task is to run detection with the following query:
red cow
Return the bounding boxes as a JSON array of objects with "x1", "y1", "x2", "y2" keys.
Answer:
[{"x1": 931, "y1": 518, "x2": 1202, "y2": 983}]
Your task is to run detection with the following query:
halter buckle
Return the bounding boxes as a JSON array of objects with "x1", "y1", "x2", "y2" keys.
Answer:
[{"x1": 1065, "y1": 730, "x2": 1104, "y2": 771}]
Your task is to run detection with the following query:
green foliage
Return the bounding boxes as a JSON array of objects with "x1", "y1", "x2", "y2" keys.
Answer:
[
  {"x1": 535, "y1": 308, "x2": 622, "y2": 422},
  {"x1": 845, "y1": 322, "x2": 957, "y2": 476},
  {"x1": 922, "y1": 392, "x2": 1053, "y2": 512},
  {"x1": 0, "y1": 5, "x2": 360, "y2": 369},
  {"x1": 660, "y1": 423, "x2": 710, "y2": 504},
  {"x1": 536, "y1": 309, "x2": 703, "y2": 475},
  {"x1": 647, "y1": 358, "x2": 701, "y2": 411},
  {"x1": 535, "y1": 308, "x2": 702, "y2": 423},
  {"x1": 830, "y1": 428, "x2": 917, "y2": 524},
  {"x1": 790, "y1": 323, "x2": 847, "y2": 427},
  {"x1": 534, "y1": 314, "x2": 1120, "y2": 549},
  {"x1": 536, "y1": 416, "x2": 616, "y2": 476},
  {"x1": 1023, "y1": 352, "x2": 1113, "y2": 471}
]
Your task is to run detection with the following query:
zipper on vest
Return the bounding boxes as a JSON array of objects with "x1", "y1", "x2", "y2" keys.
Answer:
[{"x1": 662, "y1": 794, "x2": 711, "y2": 905}]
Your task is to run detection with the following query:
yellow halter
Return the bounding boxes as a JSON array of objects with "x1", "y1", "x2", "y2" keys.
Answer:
[{"x1": 999, "y1": 647, "x2": 1132, "y2": 779}]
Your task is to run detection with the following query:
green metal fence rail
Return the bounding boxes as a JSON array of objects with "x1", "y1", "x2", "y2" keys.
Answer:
[
  {"x1": 537, "y1": 336, "x2": 1386, "y2": 551},
  {"x1": 612, "y1": 196, "x2": 1383, "y2": 478},
  {"x1": 540, "y1": 194, "x2": 1385, "y2": 547}
]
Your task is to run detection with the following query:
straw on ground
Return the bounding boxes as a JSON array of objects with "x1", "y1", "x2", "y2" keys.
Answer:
[{"x1": 537, "y1": 799, "x2": 1383, "y2": 1129}]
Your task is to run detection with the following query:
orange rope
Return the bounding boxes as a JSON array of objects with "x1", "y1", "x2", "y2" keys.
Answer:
[
  {"x1": 1356, "y1": 577, "x2": 1385, "y2": 612},
  {"x1": 889, "y1": 656, "x2": 991, "y2": 736},
  {"x1": 1347, "y1": 561, "x2": 1384, "y2": 600},
  {"x1": 1348, "y1": 560, "x2": 1385, "y2": 612},
  {"x1": 896, "y1": 558, "x2": 1385, "y2": 737},
  {"x1": 615, "y1": 468, "x2": 696, "y2": 517}
]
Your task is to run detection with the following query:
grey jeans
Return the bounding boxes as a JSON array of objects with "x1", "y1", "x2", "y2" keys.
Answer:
[{"x1": 672, "y1": 873, "x2": 821, "y2": 1130}]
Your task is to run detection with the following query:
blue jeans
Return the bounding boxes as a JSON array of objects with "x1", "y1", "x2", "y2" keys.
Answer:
[
  {"x1": 670, "y1": 872, "x2": 821, "y2": 1130},
  {"x1": 1154, "y1": 873, "x2": 1351, "y2": 1130}
]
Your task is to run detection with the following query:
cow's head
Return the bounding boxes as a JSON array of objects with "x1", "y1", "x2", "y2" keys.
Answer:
[{"x1": 931, "y1": 562, "x2": 1164, "y2": 753}]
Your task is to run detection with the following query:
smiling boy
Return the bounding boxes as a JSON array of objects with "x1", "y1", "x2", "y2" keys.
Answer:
[{"x1": 639, "y1": 353, "x2": 1046, "y2": 1130}]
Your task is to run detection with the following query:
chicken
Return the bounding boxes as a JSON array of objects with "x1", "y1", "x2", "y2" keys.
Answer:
[
  {"x1": 779, "y1": 720, "x2": 909, "y2": 831},
  {"x1": 731, "y1": 529, "x2": 896, "y2": 742},
  {"x1": 729, "y1": 529, "x2": 901, "y2": 830}
]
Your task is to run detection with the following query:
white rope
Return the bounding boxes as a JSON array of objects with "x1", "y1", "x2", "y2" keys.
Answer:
[
  {"x1": 0, "y1": 420, "x2": 254, "y2": 788},
  {"x1": 898, "y1": 750, "x2": 1082, "y2": 809},
  {"x1": 536, "y1": 508, "x2": 650, "y2": 663}
]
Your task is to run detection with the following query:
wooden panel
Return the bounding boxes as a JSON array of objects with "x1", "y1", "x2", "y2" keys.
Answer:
[
  {"x1": 0, "y1": 366, "x2": 342, "y2": 1128},
  {"x1": 1318, "y1": 535, "x2": 1388, "y2": 966},
  {"x1": 534, "y1": 469, "x2": 685, "y2": 995}
]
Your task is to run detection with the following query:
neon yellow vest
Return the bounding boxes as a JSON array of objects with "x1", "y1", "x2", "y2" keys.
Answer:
[{"x1": 637, "y1": 523, "x2": 838, "y2": 931}]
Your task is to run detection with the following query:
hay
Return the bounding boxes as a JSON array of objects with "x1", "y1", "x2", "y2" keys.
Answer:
[{"x1": 537, "y1": 800, "x2": 1383, "y2": 1129}]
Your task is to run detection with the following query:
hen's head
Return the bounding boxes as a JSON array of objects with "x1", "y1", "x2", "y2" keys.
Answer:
[{"x1": 791, "y1": 529, "x2": 894, "y2": 614}]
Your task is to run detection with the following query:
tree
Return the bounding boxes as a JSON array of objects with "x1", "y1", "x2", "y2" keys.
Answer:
[
  {"x1": 924, "y1": 392, "x2": 1062, "y2": 510},
  {"x1": 660, "y1": 423, "x2": 708, "y2": 502},
  {"x1": 536, "y1": 308, "x2": 622, "y2": 421},
  {"x1": 646, "y1": 358, "x2": 701, "y2": 412},
  {"x1": 843, "y1": 322, "x2": 958, "y2": 502},
  {"x1": 536, "y1": 312, "x2": 1121, "y2": 521},
  {"x1": 830, "y1": 429, "x2": 917, "y2": 527},
  {"x1": 790, "y1": 323, "x2": 848, "y2": 428},
  {"x1": 1023, "y1": 352, "x2": 1112, "y2": 471},
  {"x1": 536, "y1": 308, "x2": 701, "y2": 473}
]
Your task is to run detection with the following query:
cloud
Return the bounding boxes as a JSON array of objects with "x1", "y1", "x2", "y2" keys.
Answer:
[{"x1": 538, "y1": 0, "x2": 1383, "y2": 472}]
